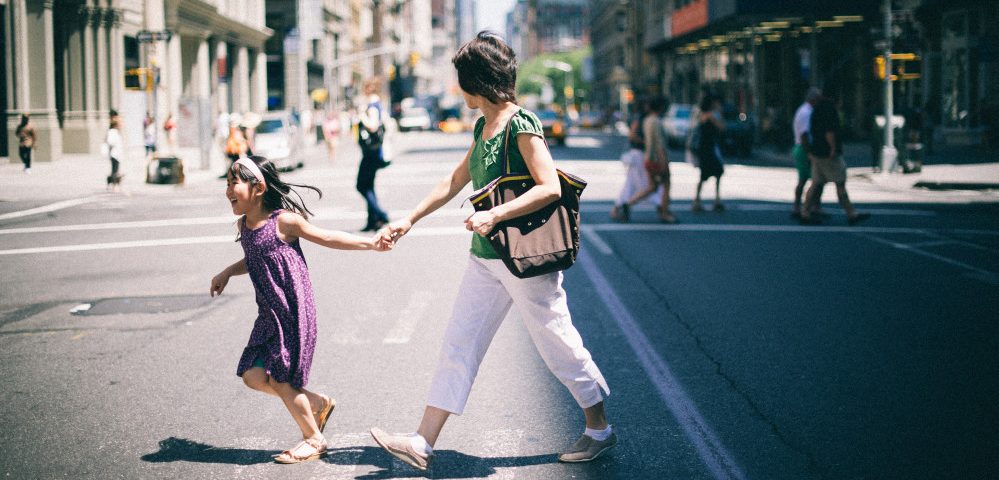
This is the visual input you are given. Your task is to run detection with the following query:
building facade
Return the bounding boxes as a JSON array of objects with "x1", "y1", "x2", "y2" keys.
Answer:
[{"x1": 3, "y1": 0, "x2": 271, "y2": 165}]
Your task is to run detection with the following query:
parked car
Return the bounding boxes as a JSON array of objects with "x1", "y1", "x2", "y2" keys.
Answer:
[
  {"x1": 253, "y1": 111, "x2": 303, "y2": 171},
  {"x1": 538, "y1": 109, "x2": 567, "y2": 146},
  {"x1": 720, "y1": 104, "x2": 754, "y2": 157},
  {"x1": 398, "y1": 106, "x2": 433, "y2": 132},
  {"x1": 663, "y1": 103, "x2": 694, "y2": 148}
]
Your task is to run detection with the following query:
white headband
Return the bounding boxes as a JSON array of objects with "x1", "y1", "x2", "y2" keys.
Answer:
[{"x1": 233, "y1": 157, "x2": 266, "y2": 189}]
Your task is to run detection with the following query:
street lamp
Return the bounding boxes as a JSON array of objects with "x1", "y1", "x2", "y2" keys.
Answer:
[{"x1": 543, "y1": 59, "x2": 573, "y2": 119}]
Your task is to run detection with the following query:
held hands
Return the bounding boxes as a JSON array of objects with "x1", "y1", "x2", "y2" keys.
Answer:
[
  {"x1": 210, "y1": 271, "x2": 230, "y2": 297},
  {"x1": 465, "y1": 210, "x2": 499, "y2": 237},
  {"x1": 376, "y1": 219, "x2": 412, "y2": 249},
  {"x1": 370, "y1": 231, "x2": 393, "y2": 252}
]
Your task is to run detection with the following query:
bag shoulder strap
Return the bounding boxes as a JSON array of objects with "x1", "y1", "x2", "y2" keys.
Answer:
[{"x1": 500, "y1": 111, "x2": 515, "y2": 175}]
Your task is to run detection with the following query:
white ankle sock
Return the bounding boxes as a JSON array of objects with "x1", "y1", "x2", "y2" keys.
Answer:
[
  {"x1": 584, "y1": 425, "x2": 613, "y2": 441},
  {"x1": 409, "y1": 433, "x2": 433, "y2": 456}
]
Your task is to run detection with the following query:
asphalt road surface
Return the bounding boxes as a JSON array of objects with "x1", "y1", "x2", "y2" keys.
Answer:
[{"x1": 1, "y1": 130, "x2": 997, "y2": 479}]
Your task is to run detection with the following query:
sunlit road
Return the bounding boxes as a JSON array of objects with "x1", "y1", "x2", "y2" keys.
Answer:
[{"x1": 2, "y1": 130, "x2": 997, "y2": 479}]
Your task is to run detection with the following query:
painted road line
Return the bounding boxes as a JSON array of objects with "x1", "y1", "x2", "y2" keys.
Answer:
[
  {"x1": 577, "y1": 251, "x2": 747, "y2": 480},
  {"x1": 0, "y1": 196, "x2": 101, "y2": 221},
  {"x1": 590, "y1": 223, "x2": 999, "y2": 236},
  {"x1": 620, "y1": 203, "x2": 938, "y2": 216},
  {"x1": 0, "y1": 208, "x2": 473, "y2": 235},
  {"x1": 0, "y1": 235, "x2": 233, "y2": 256},
  {"x1": 858, "y1": 233, "x2": 999, "y2": 285},
  {"x1": 580, "y1": 225, "x2": 614, "y2": 255},
  {"x1": 383, "y1": 291, "x2": 432, "y2": 344}
]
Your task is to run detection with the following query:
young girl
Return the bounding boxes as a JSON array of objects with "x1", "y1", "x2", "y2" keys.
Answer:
[
  {"x1": 370, "y1": 32, "x2": 614, "y2": 470},
  {"x1": 210, "y1": 155, "x2": 390, "y2": 464}
]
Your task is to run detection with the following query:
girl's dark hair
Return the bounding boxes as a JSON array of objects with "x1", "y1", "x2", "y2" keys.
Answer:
[
  {"x1": 230, "y1": 155, "x2": 323, "y2": 237},
  {"x1": 452, "y1": 31, "x2": 517, "y2": 104}
]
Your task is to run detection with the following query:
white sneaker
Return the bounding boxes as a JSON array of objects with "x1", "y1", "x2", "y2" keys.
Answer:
[{"x1": 24, "y1": 168, "x2": 31, "y2": 174}]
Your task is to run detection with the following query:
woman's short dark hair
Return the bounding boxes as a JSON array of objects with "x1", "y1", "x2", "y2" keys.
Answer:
[{"x1": 452, "y1": 31, "x2": 517, "y2": 104}]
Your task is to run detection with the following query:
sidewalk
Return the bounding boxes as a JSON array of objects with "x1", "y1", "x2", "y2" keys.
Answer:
[
  {"x1": 0, "y1": 146, "x2": 223, "y2": 210},
  {"x1": 753, "y1": 141, "x2": 999, "y2": 192}
]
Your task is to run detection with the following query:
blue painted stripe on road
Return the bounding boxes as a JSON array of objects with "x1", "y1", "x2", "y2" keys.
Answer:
[{"x1": 577, "y1": 251, "x2": 748, "y2": 480}]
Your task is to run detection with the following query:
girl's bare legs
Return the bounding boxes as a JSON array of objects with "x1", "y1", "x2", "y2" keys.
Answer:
[
  {"x1": 243, "y1": 368, "x2": 329, "y2": 422},
  {"x1": 416, "y1": 405, "x2": 451, "y2": 447},
  {"x1": 267, "y1": 377, "x2": 322, "y2": 440}
]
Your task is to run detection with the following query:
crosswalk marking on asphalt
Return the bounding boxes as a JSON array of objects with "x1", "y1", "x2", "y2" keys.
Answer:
[
  {"x1": 577, "y1": 251, "x2": 748, "y2": 480},
  {"x1": 0, "y1": 195, "x2": 101, "y2": 221},
  {"x1": 383, "y1": 291, "x2": 432, "y2": 344},
  {"x1": 580, "y1": 225, "x2": 614, "y2": 255},
  {"x1": 4, "y1": 222, "x2": 998, "y2": 256}
]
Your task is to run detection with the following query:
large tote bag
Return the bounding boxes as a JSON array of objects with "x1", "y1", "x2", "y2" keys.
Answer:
[{"x1": 466, "y1": 116, "x2": 587, "y2": 279}]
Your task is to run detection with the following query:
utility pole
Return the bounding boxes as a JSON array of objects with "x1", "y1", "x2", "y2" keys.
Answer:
[{"x1": 881, "y1": 0, "x2": 898, "y2": 174}]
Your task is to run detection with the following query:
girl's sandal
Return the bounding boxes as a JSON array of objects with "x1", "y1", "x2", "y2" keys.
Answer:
[
  {"x1": 314, "y1": 395, "x2": 336, "y2": 433},
  {"x1": 274, "y1": 437, "x2": 328, "y2": 464}
]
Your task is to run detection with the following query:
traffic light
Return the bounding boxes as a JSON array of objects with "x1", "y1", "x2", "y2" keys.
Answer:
[
  {"x1": 124, "y1": 68, "x2": 153, "y2": 91},
  {"x1": 874, "y1": 54, "x2": 921, "y2": 81}
]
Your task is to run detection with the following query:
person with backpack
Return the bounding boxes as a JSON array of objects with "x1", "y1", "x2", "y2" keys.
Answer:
[{"x1": 356, "y1": 77, "x2": 390, "y2": 232}]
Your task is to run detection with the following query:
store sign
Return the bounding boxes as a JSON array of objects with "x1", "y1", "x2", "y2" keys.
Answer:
[{"x1": 672, "y1": 0, "x2": 709, "y2": 38}]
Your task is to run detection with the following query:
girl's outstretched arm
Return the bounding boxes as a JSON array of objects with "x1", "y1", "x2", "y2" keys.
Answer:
[
  {"x1": 379, "y1": 144, "x2": 473, "y2": 244},
  {"x1": 277, "y1": 212, "x2": 389, "y2": 251},
  {"x1": 211, "y1": 258, "x2": 247, "y2": 297}
]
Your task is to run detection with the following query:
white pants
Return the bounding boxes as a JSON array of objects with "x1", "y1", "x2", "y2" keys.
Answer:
[
  {"x1": 617, "y1": 148, "x2": 663, "y2": 207},
  {"x1": 427, "y1": 256, "x2": 610, "y2": 415}
]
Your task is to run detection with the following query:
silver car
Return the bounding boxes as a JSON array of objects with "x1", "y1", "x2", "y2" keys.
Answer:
[
  {"x1": 253, "y1": 112, "x2": 302, "y2": 171},
  {"x1": 662, "y1": 104, "x2": 694, "y2": 148}
]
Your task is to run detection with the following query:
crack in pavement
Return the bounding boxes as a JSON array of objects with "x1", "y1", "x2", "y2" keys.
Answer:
[{"x1": 607, "y1": 235, "x2": 827, "y2": 479}]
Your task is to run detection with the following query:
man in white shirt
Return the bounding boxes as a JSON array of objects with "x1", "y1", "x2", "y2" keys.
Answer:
[{"x1": 792, "y1": 87, "x2": 821, "y2": 218}]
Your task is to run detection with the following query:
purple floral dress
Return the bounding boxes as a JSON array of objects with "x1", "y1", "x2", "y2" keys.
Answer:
[{"x1": 235, "y1": 209, "x2": 317, "y2": 389}]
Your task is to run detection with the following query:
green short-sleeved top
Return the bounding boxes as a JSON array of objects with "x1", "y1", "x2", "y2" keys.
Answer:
[{"x1": 468, "y1": 108, "x2": 545, "y2": 259}]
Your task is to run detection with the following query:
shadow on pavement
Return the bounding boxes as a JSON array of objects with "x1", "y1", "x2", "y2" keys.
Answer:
[
  {"x1": 329, "y1": 446, "x2": 556, "y2": 479},
  {"x1": 141, "y1": 437, "x2": 279, "y2": 465}
]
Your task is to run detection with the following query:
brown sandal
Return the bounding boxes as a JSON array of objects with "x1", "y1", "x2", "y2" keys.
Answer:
[
  {"x1": 274, "y1": 436, "x2": 328, "y2": 464},
  {"x1": 314, "y1": 395, "x2": 336, "y2": 433}
]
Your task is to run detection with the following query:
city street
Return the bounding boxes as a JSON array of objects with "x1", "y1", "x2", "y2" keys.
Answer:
[{"x1": 1, "y1": 130, "x2": 998, "y2": 479}]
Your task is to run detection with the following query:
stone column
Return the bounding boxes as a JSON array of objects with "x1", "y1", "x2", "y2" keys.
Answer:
[
  {"x1": 166, "y1": 30, "x2": 183, "y2": 117},
  {"x1": 214, "y1": 39, "x2": 229, "y2": 114},
  {"x1": 60, "y1": 5, "x2": 95, "y2": 154},
  {"x1": 249, "y1": 48, "x2": 267, "y2": 113},
  {"x1": 7, "y1": 0, "x2": 62, "y2": 162},
  {"x1": 106, "y1": 9, "x2": 124, "y2": 114},
  {"x1": 195, "y1": 37, "x2": 211, "y2": 99},
  {"x1": 234, "y1": 44, "x2": 250, "y2": 114}
]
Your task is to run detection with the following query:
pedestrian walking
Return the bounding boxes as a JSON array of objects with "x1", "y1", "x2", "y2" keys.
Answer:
[
  {"x1": 799, "y1": 86, "x2": 870, "y2": 225},
  {"x1": 322, "y1": 110, "x2": 341, "y2": 162},
  {"x1": 369, "y1": 31, "x2": 614, "y2": 471},
  {"x1": 620, "y1": 95, "x2": 676, "y2": 223},
  {"x1": 609, "y1": 98, "x2": 661, "y2": 222},
  {"x1": 223, "y1": 117, "x2": 248, "y2": 175},
  {"x1": 356, "y1": 77, "x2": 390, "y2": 231},
  {"x1": 103, "y1": 118, "x2": 124, "y2": 192},
  {"x1": 691, "y1": 95, "x2": 725, "y2": 212},
  {"x1": 162, "y1": 113, "x2": 177, "y2": 152},
  {"x1": 791, "y1": 88, "x2": 822, "y2": 219},
  {"x1": 15, "y1": 114, "x2": 35, "y2": 173},
  {"x1": 143, "y1": 113, "x2": 157, "y2": 161},
  {"x1": 209, "y1": 155, "x2": 390, "y2": 464}
]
